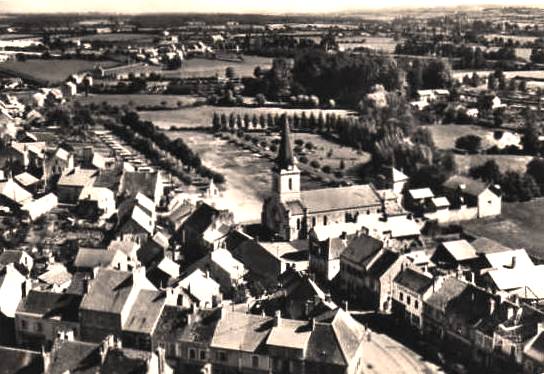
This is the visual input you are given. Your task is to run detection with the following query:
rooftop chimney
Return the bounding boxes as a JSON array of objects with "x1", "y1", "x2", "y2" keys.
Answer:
[{"x1": 274, "y1": 310, "x2": 282, "y2": 327}]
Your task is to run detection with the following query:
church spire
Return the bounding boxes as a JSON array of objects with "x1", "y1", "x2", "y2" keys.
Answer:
[{"x1": 276, "y1": 120, "x2": 295, "y2": 170}]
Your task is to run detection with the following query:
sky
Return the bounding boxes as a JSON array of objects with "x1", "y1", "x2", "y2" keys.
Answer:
[{"x1": 0, "y1": 0, "x2": 542, "y2": 14}]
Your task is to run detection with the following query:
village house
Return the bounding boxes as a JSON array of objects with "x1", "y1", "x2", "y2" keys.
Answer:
[
  {"x1": 0, "y1": 249, "x2": 34, "y2": 274},
  {"x1": 21, "y1": 192, "x2": 58, "y2": 222},
  {"x1": 56, "y1": 168, "x2": 98, "y2": 205},
  {"x1": 340, "y1": 235, "x2": 407, "y2": 312},
  {"x1": 177, "y1": 269, "x2": 222, "y2": 309},
  {"x1": 178, "y1": 202, "x2": 234, "y2": 263},
  {"x1": 442, "y1": 175, "x2": 502, "y2": 219},
  {"x1": 120, "y1": 170, "x2": 164, "y2": 206},
  {"x1": 45, "y1": 147, "x2": 75, "y2": 180},
  {"x1": 0, "y1": 178, "x2": 33, "y2": 213},
  {"x1": 308, "y1": 222, "x2": 359, "y2": 283},
  {"x1": 0, "y1": 264, "x2": 28, "y2": 344},
  {"x1": 74, "y1": 247, "x2": 130, "y2": 273},
  {"x1": 430, "y1": 239, "x2": 479, "y2": 271},
  {"x1": 392, "y1": 267, "x2": 435, "y2": 331},
  {"x1": 77, "y1": 185, "x2": 116, "y2": 220},
  {"x1": 15, "y1": 290, "x2": 82, "y2": 349}
]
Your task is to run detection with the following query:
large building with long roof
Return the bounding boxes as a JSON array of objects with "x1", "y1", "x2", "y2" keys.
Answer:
[{"x1": 261, "y1": 121, "x2": 402, "y2": 241}]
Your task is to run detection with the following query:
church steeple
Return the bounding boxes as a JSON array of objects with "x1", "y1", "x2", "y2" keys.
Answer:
[
  {"x1": 272, "y1": 120, "x2": 300, "y2": 201},
  {"x1": 276, "y1": 121, "x2": 295, "y2": 170}
]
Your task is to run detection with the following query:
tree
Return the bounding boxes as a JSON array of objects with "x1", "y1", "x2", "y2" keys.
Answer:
[
  {"x1": 530, "y1": 48, "x2": 544, "y2": 64},
  {"x1": 422, "y1": 59, "x2": 452, "y2": 89},
  {"x1": 225, "y1": 67, "x2": 236, "y2": 79},
  {"x1": 487, "y1": 74, "x2": 497, "y2": 90},
  {"x1": 519, "y1": 80, "x2": 528, "y2": 92},
  {"x1": 470, "y1": 160, "x2": 502, "y2": 184},
  {"x1": 455, "y1": 135, "x2": 482, "y2": 153},
  {"x1": 407, "y1": 60, "x2": 424, "y2": 97},
  {"x1": 527, "y1": 158, "x2": 544, "y2": 190},
  {"x1": 521, "y1": 120, "x2": 541, "y2": 155},
  {"x1": 255, "y1": 93, "x2": 266, "y2": 106}
]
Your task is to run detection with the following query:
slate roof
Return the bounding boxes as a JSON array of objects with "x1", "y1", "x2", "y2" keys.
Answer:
[
  {"x1": 394, "y1": 268, "x2": 433, "y2": 294},
  {"x1": 367, "y1": 250, "x2": 400, "y2": 278},
  {"x1": 0, "y1": 250, "x2": 24, "y2": 265},
  {"x1": 443, "y1": 175, "x2": 490, "y2": 197},
  {"x1": 122, "y1": 289, "x2": 166, "y2": 334},
  {"x1": 14, "y1": 172, "x2": 39, "y2": 187},
  {"x1": 0, "y1": 179, "x2": 32, "y2": 204},
  {"x1": 101, "y1": 348, "x2": 152, "y2": 374},
  {"x1": 48, "y1": 340, "x2": 100, "y2": 374},
  {"x1": 120, "y1": 171, "x2": 160, "y2": 202},
  {"x1": 107, "y1": 240, "x2": 139, "y2": 257},
  {"x1": 266, "y1": 319, "x2": 312, "y2": 350},
  {"x1": 154, "y1": 306, "x2": 221, "y2": 344},
  {"x1": 340, "y1": 235, "x2": 383, "y2": 268},
  {"x1": 80, "y1": 269, "x2": 155, "y2": 314},
  {"x1": 211, "y1": 311, "x2": 274, "y2": 352},
  {"x1": 307, "y1": 308, "x2": 365, "y2": 366},
  {"x1": 0, "y1": 346, "x2": 43, "y2": 374},
  {"x1": 58, "y1": 169, "x2": 97, "y2": 187},
  {"x1": 311, "y1": 222, "x2": 360, "y2": 242},
  {"x1": 74, "y1": 248, "x2": 120, "y2": 269},
  {"x1": 408, "y1": 188, "x2": 434, "y2": 200},
  {"x1": 439, "y1": 240, "x2": 478, "y2": 262},
  {"x1": 299, "y1": 185, "x2": 382, "y2": 214},
  {"x1": 425, "y1": 277, "x2": 469, "y2": 312},
  {"x1": 524, "y1": 330, "x2": 544, "y2": 363},
  {"x1": 276, "y1": 121, "x2": 295, "y2": 170},
  {"x1": 182, "y1": 202, "x2": 219, "y2": 235},
  {"x1": 17, "y1": 290, "x2": 81, "y2": 322}
]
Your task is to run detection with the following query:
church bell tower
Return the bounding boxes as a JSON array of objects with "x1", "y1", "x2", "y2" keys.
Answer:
[{"x1": 273, "y1": 121, "x2": 301, "y2": 202}]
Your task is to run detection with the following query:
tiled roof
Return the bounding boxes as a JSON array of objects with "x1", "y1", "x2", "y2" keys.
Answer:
[
  {"x1": 340, "y1": 235, "x2": 383, "y2": 268},
  {"x1": 408, "y1": 188, "x2": 434, "y2": 200},
  {"x1": 524, "y1": 330, "x2": 544, "y2": 363},
  {"x1": 0, "y1": 250, "x2": 24, "y2": 265},
  {"x1": 0, "y1": 179, "x2": 32, "y2": 204},
  {"x1": 107, "y1": 240, "x2": 139, "y2": 257},
  {"x1": 58, "y1": 168, "x2": 97, "y2": 187},
  {"x1": 484, "y1": 249, "x2": 533, "y2": 270},
  {"x1": 14, "y1": 172, "x2": 39, "y2": 187},
  {"x1": 311, "y1": 222, "x2": 360, "y2": 242},
  {"x1": 211, "y1": 311, "x2": 274, "y2": 352},
  {"x1": 120, "y1": 171, "x2": 160, "y2": 202},
  {"x1": 266, "y1": 319, "x2": 311, "y2": 350},
  {"x1": 394, "y1": 268, "x2": 433, "y2": 294},
  {"x1": 153, "y1": 305, "x2": 220, "y2": 344},
  {"x1": 74, "y1": 248, "x2": 120, "y2": 269},
  {"x1": 0, "y1": 346, "x2": 43, "y2": 374},
  {"x1": 48, "y1": 340, "x2": 100, "y2": 374}
]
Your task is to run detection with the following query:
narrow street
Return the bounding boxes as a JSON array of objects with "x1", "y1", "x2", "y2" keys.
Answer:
[{"x1": 360, "y1": 330, "x2": 444, "y2": 374}]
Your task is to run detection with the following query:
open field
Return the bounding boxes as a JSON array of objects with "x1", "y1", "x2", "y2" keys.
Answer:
[
  {"x1": 483, "y1": 34, "x2": 537, "y2": 44},
  {"x1": 74, "y1": 94, "x2": 201, "y2": 108},
  {"x1": 338, "y1": 36, "x2": 398, "y2": 53},
  {"x1": 0, "y1": 34, "x2": 36, "y2": 40},
  {"x1": 453, "y1": 70, "x2": 544, "y2": 81},
  {"x1": 161, "y1": 56, "x2": 273, "y2": 78},
  {"x1": 423, "y1": 124, "x2": 521, "y2": 150},
  {"x1": 463, "y1": 199, "x2": 544, "y2": 260},
  {"x1": 0, "y1": 59, "x2": 119, "y2": 84},
  {"x1": 140, "y1": 105, "x2": 353, "y2": 129},
  {"x1": 454, "y1": 154, "x2": 533, "y2": 174},
  {"x1": 63, "y1": 33, "x2": 157, "y2": 43}
]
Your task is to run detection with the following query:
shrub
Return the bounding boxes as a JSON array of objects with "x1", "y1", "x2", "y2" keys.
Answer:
[
  {"x1": 322, "y1": 165, "x2": 332, "y2": 173},
  {"x1": 299, "y1": 155, "x2": 309, "y2": 163},
  {"x1": 455, "y1": 135, "x2": 482, "y2": 153},
  {"x1": 310, "y1": 160, "x2": 320, "y2": 168}
]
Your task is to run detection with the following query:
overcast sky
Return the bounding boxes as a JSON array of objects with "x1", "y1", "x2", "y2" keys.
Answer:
[{"x1": 0, "y1": 0, "x2": 541, "y2": 13}]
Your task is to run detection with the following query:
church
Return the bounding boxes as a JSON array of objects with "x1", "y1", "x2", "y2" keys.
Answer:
[{"x1": 262, "y1": 121, "x2": 403, "y2": 241}]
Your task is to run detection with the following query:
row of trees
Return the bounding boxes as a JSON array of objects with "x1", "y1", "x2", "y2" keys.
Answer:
[{"x1": 118, "y1": 112, "x2": 225, "y2": 183}]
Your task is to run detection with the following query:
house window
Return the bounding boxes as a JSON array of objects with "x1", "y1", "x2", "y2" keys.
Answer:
[
  {"x1": 21, "y1": 320, "x2": 27, "y2": 330},
  {"x1": 311, "y1": 217, "x2": 316, "y2": 226},
  {"x1": 288, "y1": 178, "x2": 292, "y2": 190},
  {"x1": 252, "y1": 355, "x2": 259, "y2": 368},
  {"x1": 323, "y1": 216, "x2": 328, "y2": 225},
  {"x1": 217, "y1": 351, "x2": 227, "y2": 362},
  {"x1": 407, "y1": 296, "x2": 411, "y2": 306},
  {"x1": 296, "y1": 219, "x2": 301, "y2": 230},
  {"x1": 200, "y1": 350, "x2": 207, "y2": 361},
  {"x1": 188, "y1": 348, "x2": 196, "y2": 360},
  {"x1": 399, "y1": 292, "x2": 404, "y2": 302},
  {"x1": 35, "y1": 322, "x2": 43, "y2": 333},
  {"x1": 415, "y1": 300, "x2": 419, "y2": 310}
]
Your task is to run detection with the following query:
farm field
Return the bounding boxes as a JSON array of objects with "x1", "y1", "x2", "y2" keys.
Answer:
[
  {"x1": 338, "y1": 36, "x2": 398, "y2": 53},
  {"x1": 423, "y1": 124, "x2": 521, "y2": 150},
  {"x1": 463, "y1": 199, "x2": 544, "y2": 260},
  {"x1": 160, "y1": 56, "x2": 273, "y2": 78},
  {"x1": 0, "y1": 58, "x2": 119, "y2": 85},
  {"x1": 140, "y1": 105, "x2": 353, "y2": 129},
  {"x1": 454, "y1": 154, "x2": 533, "y2": 174},
  {"x1": 74, "y1": 94, "x2": 202, "y2": 108},
  {"x1": 63, "y1": 33, "x2": 157, "y2": 43},
  {"x1": 453, "y1": 70, "x2": 544, "y2": 81}
]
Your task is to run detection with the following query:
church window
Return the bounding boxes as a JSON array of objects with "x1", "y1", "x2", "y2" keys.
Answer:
[{"x1": 288, "y1": 178, "x2": 292, "y2": 190}]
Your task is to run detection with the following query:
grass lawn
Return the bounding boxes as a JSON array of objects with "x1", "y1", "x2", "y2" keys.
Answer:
[
  {"x1": 160, "y1": 55, "x2": 273, "y2": 78},
  {"x1": 454, "y1": 154, "x2": 533, "y2": 174},
  {"x1": 0, "y1": 58, "x2": 119, "y2": 85},
  {"x1": 423, "y1": 124, "x2": 521, "y2": 151},
  {"x1": 73, "y1": 94, "x2": 201, "y2": 109},
  {"x1": 463, "y1": 199, "x2": 544, "y2": 260},
  {"x1": 140, "y1": 105, "x2": 353, "y2": 129}
]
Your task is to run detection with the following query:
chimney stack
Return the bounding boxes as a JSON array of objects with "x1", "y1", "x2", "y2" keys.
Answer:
[{"x1": 274, "y1": 310, "x2": 282, "y2": 327}]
